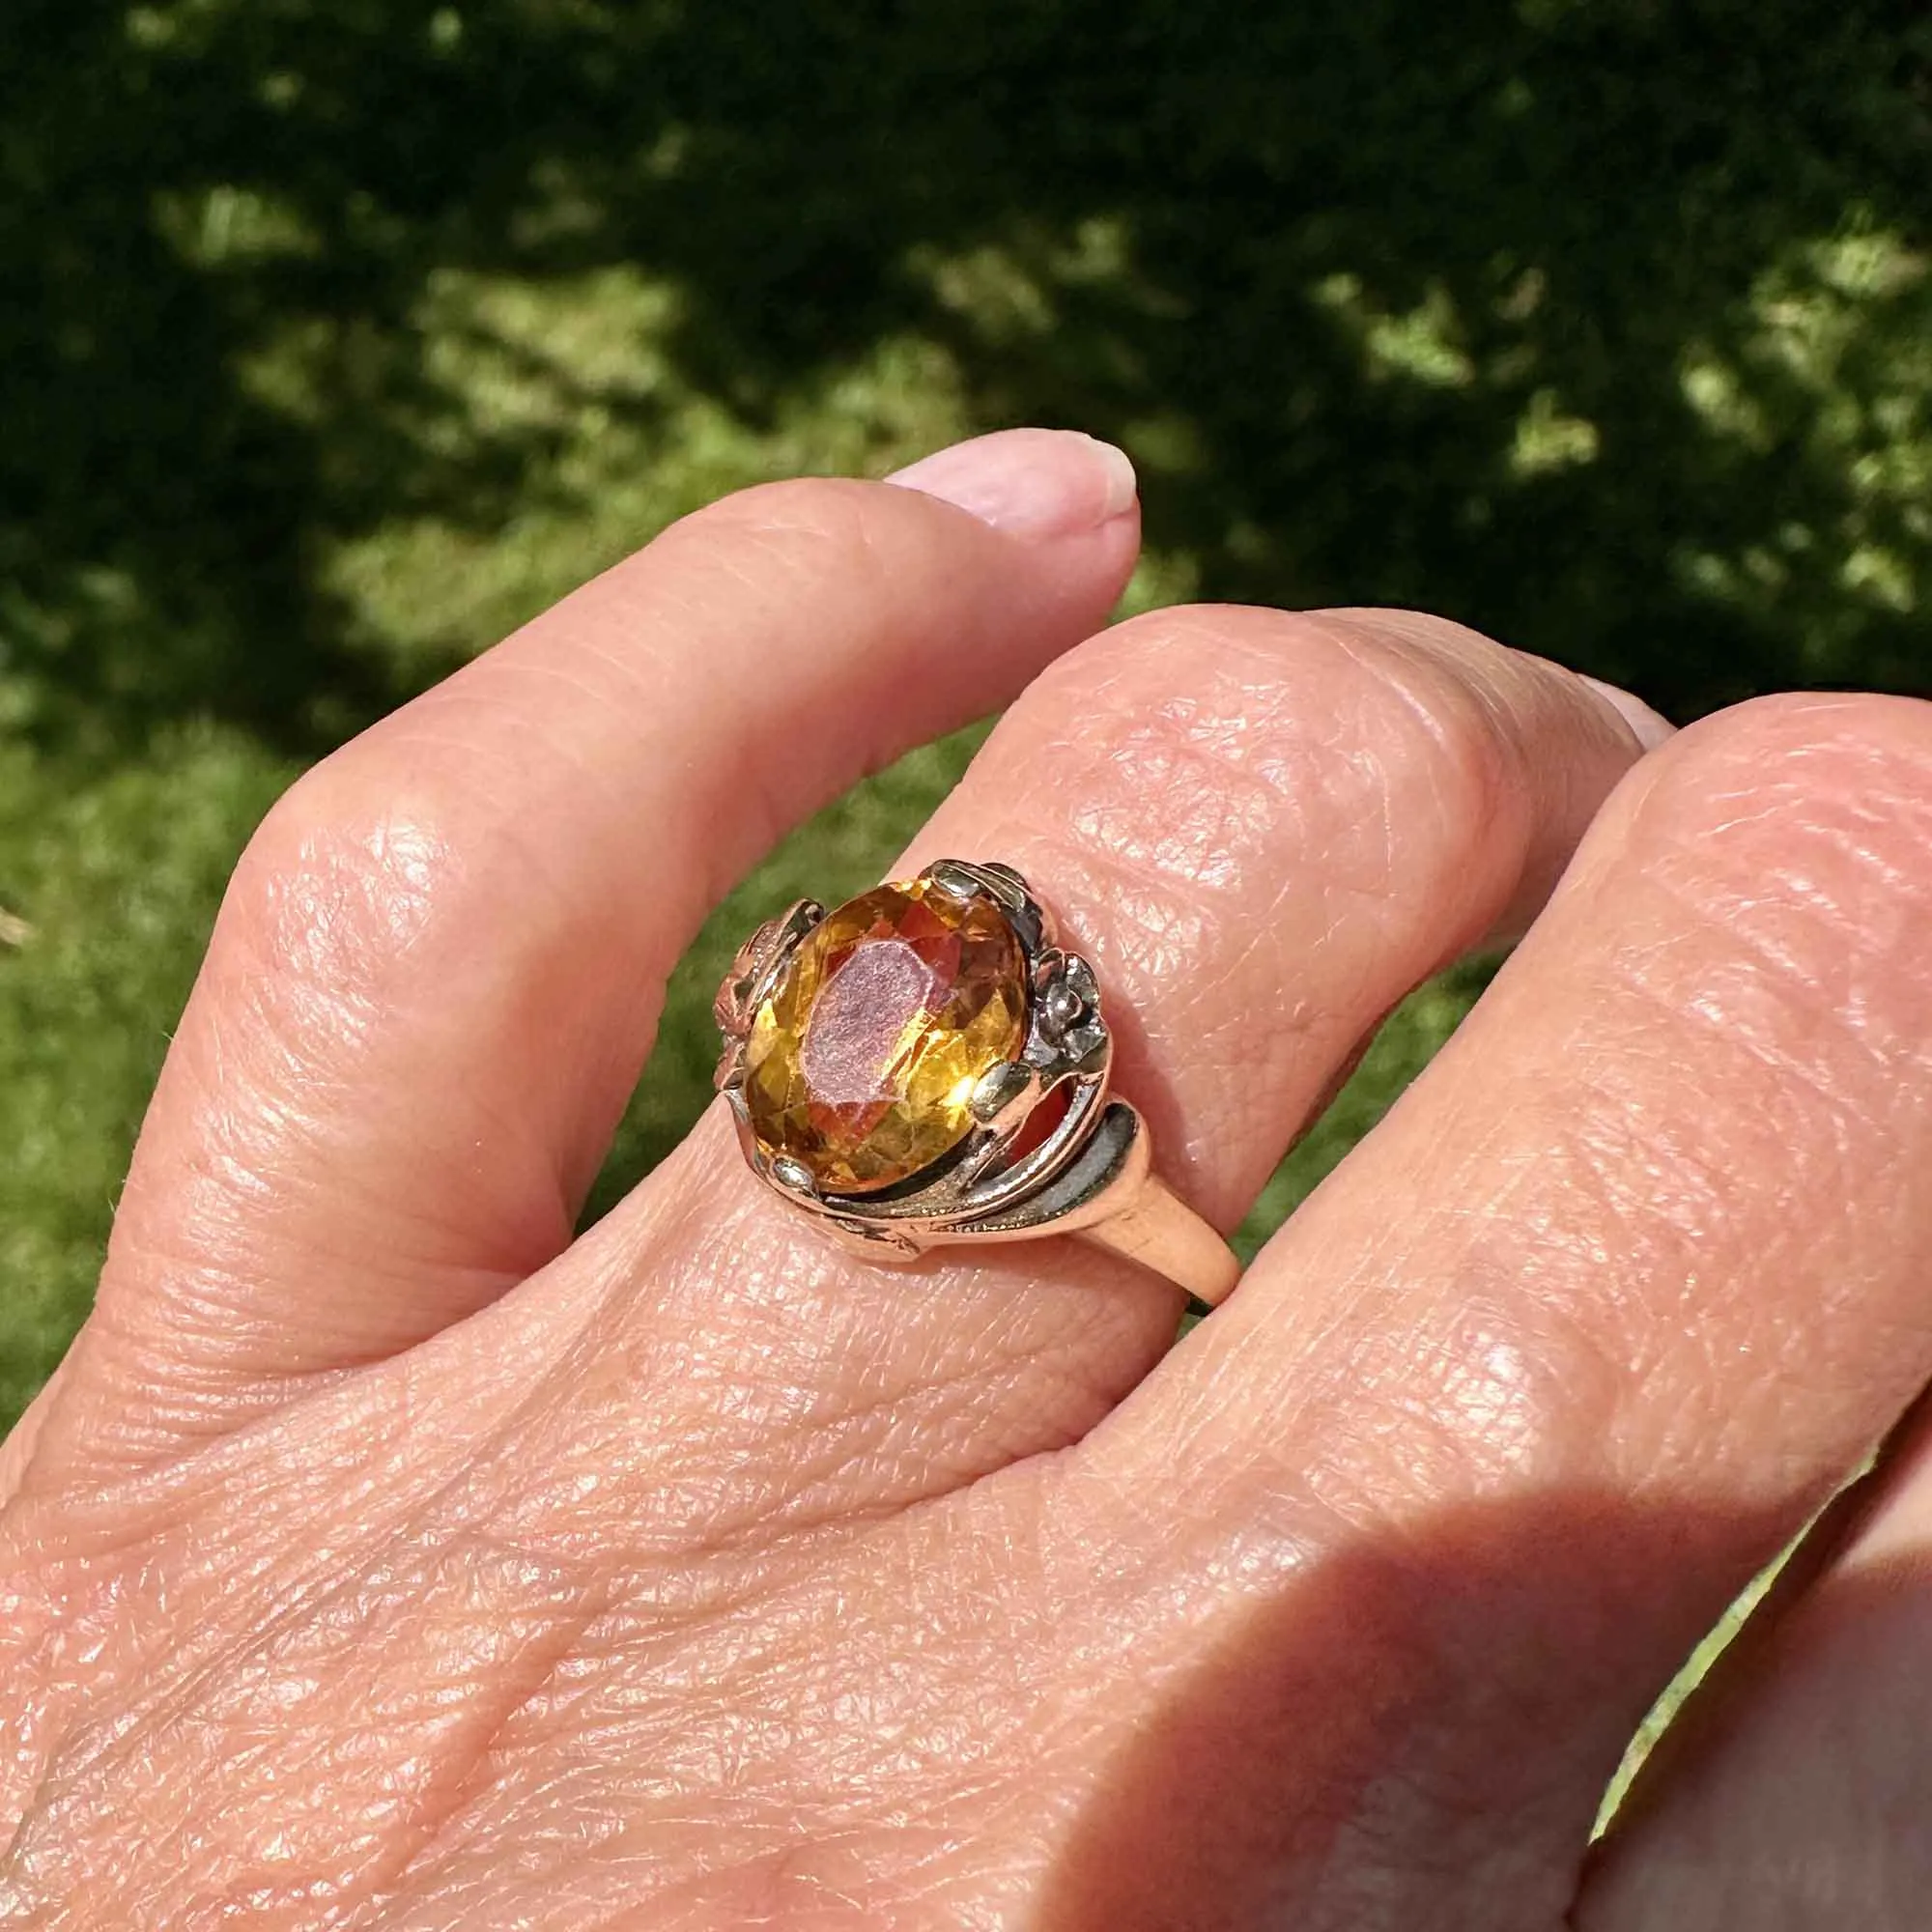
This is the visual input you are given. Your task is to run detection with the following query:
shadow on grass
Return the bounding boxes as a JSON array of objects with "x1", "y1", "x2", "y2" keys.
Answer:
[{"x1": 5, "y1": 0, "x2": 1929, "y2": 762}]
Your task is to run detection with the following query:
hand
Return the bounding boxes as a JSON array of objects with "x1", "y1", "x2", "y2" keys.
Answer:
[{"x1": 6, "y1": 429, "x2": 1930, "y2": 1930}]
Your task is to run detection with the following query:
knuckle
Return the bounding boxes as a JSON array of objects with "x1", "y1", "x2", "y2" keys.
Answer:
[
  {"x1": 219, "y1": 762, "x2": 468, "y2": 1025},
  {"x1": 1007, "y1": 604, "x2": 1527, "y2": 919},
  {"x1": 1656, "y1": 689, "x2": 1932, "y2": 836},
  {"x1": 1635, "y1": 692, "x2": 1932, "y2": 992}
]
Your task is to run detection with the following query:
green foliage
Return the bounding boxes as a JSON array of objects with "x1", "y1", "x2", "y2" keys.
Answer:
[
  {"x1": 3, "y1": 0, "x2": 1929, "y2": 1424},
  {"x1": 0, "y1": 725, "x2": 288, "y2": 1423}
]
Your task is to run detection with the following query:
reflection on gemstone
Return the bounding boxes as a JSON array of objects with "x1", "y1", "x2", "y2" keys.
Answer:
[
  {"x1": 742, "y1": 879, "x2": 1028, "y2": 1193},
  {"x1": 798, "y1": 940, "x2": 941, "y2": 1105}
]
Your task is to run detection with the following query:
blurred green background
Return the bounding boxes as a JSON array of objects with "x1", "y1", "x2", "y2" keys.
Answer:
[{"x1": 3, "y1": 0, "x2": 1929, "y2": 1432}]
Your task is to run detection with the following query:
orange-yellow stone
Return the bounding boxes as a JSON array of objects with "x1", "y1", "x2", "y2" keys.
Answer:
[{"x1": 742, "y1": 879, "x2": 1028, "y2": 1193}]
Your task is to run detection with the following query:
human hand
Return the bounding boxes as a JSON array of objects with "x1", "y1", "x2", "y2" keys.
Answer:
[{"x1": 6, "y1": 429, "x2": 1931, "y2": 1929}]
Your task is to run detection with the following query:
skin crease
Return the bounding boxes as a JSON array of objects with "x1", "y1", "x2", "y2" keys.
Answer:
[{"x1": 6, "y1": 429, "x2": 1932, "y2": 1928}]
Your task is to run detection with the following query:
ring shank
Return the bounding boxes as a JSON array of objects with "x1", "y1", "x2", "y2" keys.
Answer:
[{"x1": 1076, "y1": 1175, "x2": 1241, "y2": 1308}]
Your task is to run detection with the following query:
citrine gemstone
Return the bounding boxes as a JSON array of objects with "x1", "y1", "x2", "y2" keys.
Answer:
[{"x1": 741, "y1": 879, "x2": 1029, "y2": 1193}]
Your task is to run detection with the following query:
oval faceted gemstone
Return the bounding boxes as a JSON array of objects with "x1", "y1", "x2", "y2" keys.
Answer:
[{"x1": 742, "y1": 879, "x2": 1028, "y2": 1193}]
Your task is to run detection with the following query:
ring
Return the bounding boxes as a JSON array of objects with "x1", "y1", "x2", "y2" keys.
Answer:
[{"x1": 713, "y1": 860, "x2": 1241, "y2": 1310}]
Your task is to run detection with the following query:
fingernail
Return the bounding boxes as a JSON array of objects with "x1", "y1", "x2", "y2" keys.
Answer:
[
  {"x1": 886, "y1": 427, "x2": 1138, "y2": 538},
  {"x1": 1580, "y1": 674, "x2": 1676, "y2": 753}
]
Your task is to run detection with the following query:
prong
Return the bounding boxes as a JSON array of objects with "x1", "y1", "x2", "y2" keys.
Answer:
[
  {"x1": 955, "y1": 1060, "x2": 1046, "y2": 1185},
  {"x1": 779, "y1": 897, "x2": 829, "y2": 945},
  {"x1": 917, "y1": 860, "x2": 1050, "y2": 953},
  {"x1": 922, "y1": 859, "x2": 990, "y2": 902},
  {"x1": 968, "y1": 1059, "x2": 1035, "y2": 1124},
  {"x1": 769, "y1": 1154, "x2": 819, "y2": 1198}
]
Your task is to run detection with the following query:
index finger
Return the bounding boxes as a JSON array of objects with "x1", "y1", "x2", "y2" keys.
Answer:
[{"x1": 24, "y1": 430, "x2": 1140, "y2": 1496}]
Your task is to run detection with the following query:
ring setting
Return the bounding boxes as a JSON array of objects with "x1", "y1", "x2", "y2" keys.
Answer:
[{"x1": 713, "y1": 860, "x2": 1239, "y2": 1308}]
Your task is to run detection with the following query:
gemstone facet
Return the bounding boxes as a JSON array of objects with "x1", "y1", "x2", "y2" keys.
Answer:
[{"x1": 741, "y1": 879, "x2": 1029, "y2": 1193}]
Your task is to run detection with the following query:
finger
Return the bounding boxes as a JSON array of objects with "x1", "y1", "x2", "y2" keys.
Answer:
[
  {"x1": 901, "y1": 611, "x2": 1662, "y2": 1234},
  {"x1": 579, "y1": 606, "x2": 1654, "y2": 1537},
  {"x1": 30, "y1": 431, "x2": 1141, "y2": 1492},
  {"x1": 1578, "y1": 1395, "x2": 1932, "y2": 1930},
  {"x1": 1073, "y1": 695, "x2": 1932, "y2": 1927},
  {"x1": 0, "y1": 1357, "x2": 71, "y2": 1513}
]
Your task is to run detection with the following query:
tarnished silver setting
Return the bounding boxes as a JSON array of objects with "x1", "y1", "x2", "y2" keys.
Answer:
[{"x1": 713, "y1": 860, "x2": 1241, "y2": 1308}]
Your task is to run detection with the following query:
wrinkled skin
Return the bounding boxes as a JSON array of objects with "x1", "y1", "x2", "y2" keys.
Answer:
[{"x1": 7, "y1": 429, "x2": 1932, "y2": 1930}]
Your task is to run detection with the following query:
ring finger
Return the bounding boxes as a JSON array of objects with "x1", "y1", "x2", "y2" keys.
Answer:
[{"x1": 570, "y1": 603, "x2": 1666, "y2": 1529}]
